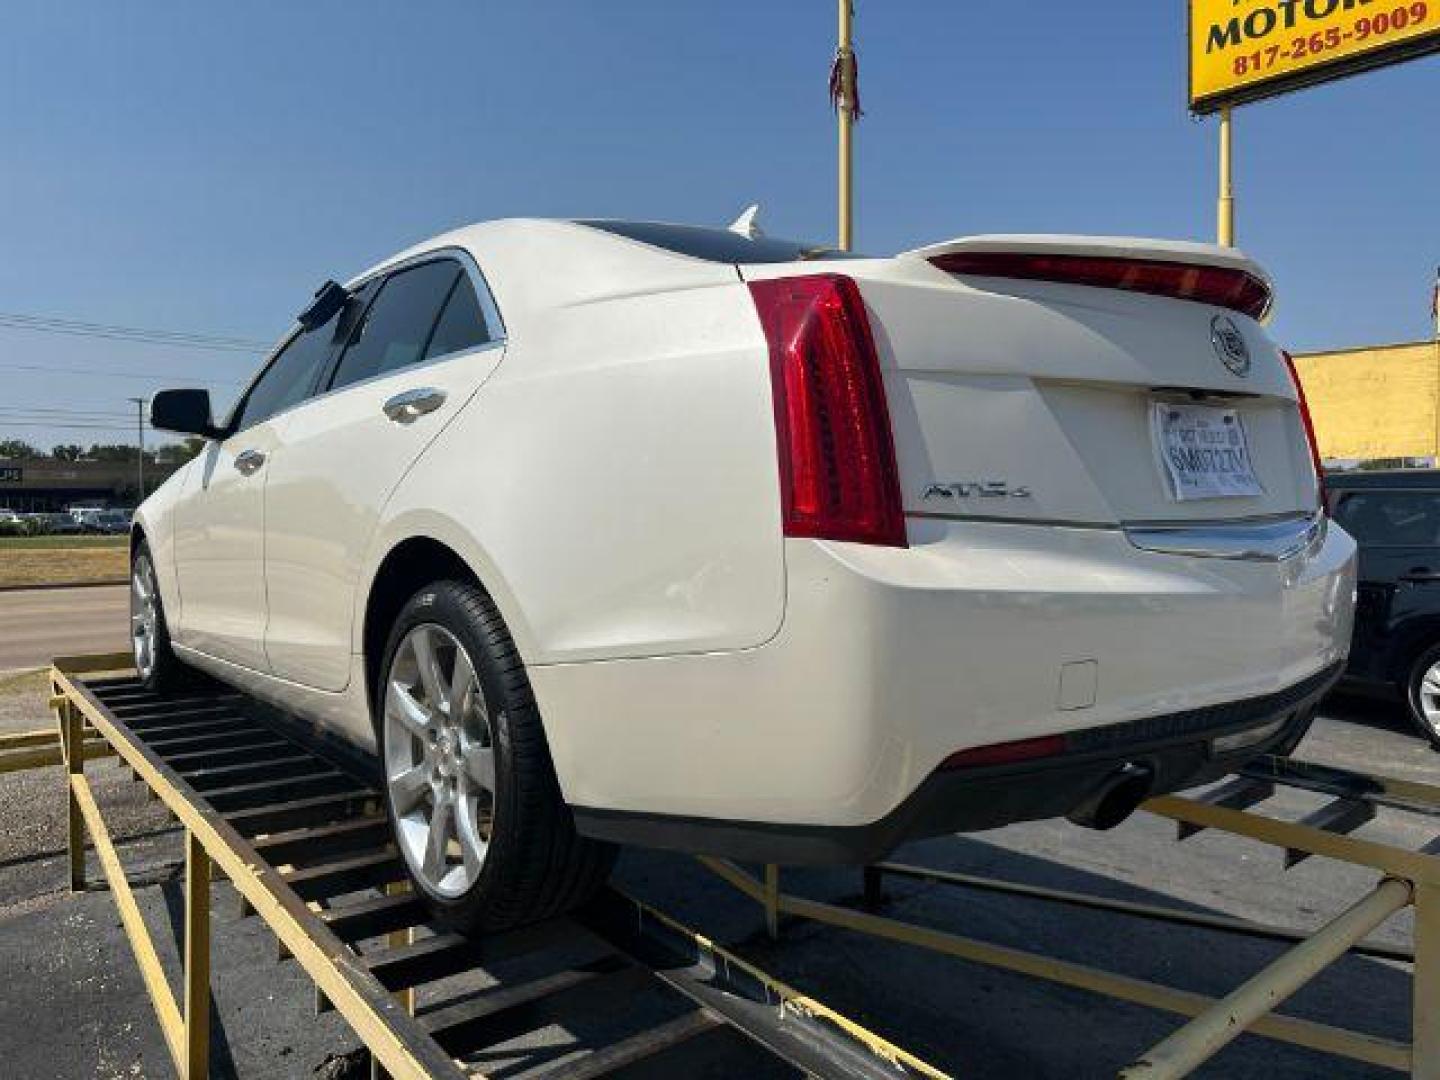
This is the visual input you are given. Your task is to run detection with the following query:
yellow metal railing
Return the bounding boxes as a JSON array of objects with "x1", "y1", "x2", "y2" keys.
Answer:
[
  {"x1": 700, "y1": 857, "x2": 1412, "y2": 1073},
  {"x1": 49, "y1": 653, "x2": 463, "y2": 1080},
  {"x1": 29, "y1": 652, "x2": 1440, "y2": 1078},
  {"x1": 703, "y1": 762, "x2": 1440, "y2": 1078},
  {"x1": 0, "y1": 722, "x2": 111, "y2": 774}
]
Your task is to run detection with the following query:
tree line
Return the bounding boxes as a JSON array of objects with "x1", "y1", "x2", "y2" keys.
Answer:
[{"x1": 0, "y1": 437, "x2": 207, "y2": 464}]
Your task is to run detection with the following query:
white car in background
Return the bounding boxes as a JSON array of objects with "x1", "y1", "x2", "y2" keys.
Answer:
[{"x1": 132, "y1": 217, "x2": 1355, "y2": 930}]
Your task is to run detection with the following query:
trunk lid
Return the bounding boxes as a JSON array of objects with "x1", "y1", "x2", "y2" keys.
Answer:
[{"x1": 746, "y1": 235, "x2": 1316, "y2": 531}]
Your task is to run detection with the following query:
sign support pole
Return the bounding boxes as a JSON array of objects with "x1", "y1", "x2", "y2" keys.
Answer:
[
  {"x1": 1218, "y1": 107, "x2": 1235, "y2": 247},
  {"x1": 837, "y1": 0, "x2": 854, "y2": 252}
]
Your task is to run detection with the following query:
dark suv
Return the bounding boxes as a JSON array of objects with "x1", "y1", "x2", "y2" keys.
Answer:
[{"x1": 1329, "y1": 469, "x2": 1440, "y2": 749}]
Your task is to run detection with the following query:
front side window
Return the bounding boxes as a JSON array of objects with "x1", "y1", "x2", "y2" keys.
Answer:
[
  {"x1": 230, "y1": 307, "x2": 345, "y2": 433},
  {"x1": 1332, "y1": 491, "x2": 1440, "y2": 546},
  {"x1": 328, "y1": 260, "x2": 460, "y2": 392}
]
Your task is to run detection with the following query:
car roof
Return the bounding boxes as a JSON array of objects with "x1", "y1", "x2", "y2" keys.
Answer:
[
  {"x1": 341, "y1": 218, "x2": 830, "y2": 339},
  {"x1": 571, "y1": 220, "x2": 838, "y2": 263},
  {"x1": 365, "y1": 217, "x2": 823, "y2": 270},
  {"x1": 1326, "y1": 469, "x2": 1440, "y2": 490}
]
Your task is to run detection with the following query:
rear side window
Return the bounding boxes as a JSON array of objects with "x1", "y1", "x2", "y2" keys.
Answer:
[
  {"x1": 424, "y1": 273, "x2": 492, "y2": 361},
  {"x1": 231, "y1": 309, "x2": 345, "y2": 432},
  {"x1": 1332, "y1": 491, "x2": 1440, "y2": 546},
  {"x1": 328, "y1": 260, "x2": 461, "y2": 391}
]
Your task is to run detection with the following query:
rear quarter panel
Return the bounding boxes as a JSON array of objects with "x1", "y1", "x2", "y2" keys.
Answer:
[{"x1": 366, "y1": 275, "x2": 786, "y2": 664}]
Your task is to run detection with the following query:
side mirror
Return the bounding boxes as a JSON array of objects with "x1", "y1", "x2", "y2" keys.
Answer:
[
  {"x1": 298, "y1": 279, "x2": 350, "y2": 330},
  {"x1": 150, "y1": 389, "x2": 220, "y2": 438}
]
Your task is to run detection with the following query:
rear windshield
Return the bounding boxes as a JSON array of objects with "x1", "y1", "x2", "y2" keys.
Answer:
[{"x1": 576, "y1": 220, "x2": 841, "y2": 264}]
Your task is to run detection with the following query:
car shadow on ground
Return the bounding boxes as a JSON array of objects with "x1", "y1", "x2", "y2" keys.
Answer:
[{"x1": 1322, "y1": 689, "x2": 1415, "y2": 737}]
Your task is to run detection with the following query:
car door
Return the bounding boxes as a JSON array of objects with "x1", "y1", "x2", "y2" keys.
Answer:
[
  {"x1": 1331, "y1": 486, "x2": 1440, "y2": 675},
  {"x1": 262, "y1": 253, "x2": 506, "y2": 690},
  {"x1": 170, "y1": 300, "x2": 348, "y2": 669}
]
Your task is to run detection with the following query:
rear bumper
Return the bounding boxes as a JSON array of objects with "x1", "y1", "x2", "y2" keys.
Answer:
[
  {"x1": 573, "y1": 661, "x2": 1340, "y2": 864},
  {"x1": 533, "y1": 516, "x2": 1355, "y2": 843}
]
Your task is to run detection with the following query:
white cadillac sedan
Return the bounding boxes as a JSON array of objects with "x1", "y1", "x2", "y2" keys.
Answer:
[{"x1": 133, "y1": 217, "x2": 1356, "y2": 929}]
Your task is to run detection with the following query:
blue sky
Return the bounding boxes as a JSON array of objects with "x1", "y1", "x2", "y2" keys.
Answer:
[{"x1": 1, "y1": 1, "x2": 1436, "y2": 450}]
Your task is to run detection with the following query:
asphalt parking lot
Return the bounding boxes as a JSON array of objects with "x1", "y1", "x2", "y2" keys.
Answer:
[{"x1": 0, "y1": 656, "x2": 1432, "y2": 1079}]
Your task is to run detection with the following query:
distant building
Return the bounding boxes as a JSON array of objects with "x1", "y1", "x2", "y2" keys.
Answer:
[
  {"x1": 0, "y1": 457, "x2": 178, "y2": 511},
  {"x1": 1292, "y1": 339, "x2": 1440, "y2": 464}
]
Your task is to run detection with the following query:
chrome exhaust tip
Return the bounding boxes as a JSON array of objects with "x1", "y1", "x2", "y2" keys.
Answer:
[{"x1": 1066, "y1": 762, "x2": 1154, "y2": 831}]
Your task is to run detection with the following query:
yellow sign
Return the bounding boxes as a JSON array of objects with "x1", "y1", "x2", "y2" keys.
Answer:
[{"x1": 1190, "y1": 0, "x2": 1440, "y2": 112}]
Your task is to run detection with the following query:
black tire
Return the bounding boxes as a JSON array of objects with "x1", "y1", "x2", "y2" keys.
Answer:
[
  {"x1": 374, "y1": 578, "x2": 615, "y2": 932},
  {"x1": 130, "y1": 539, "x2": 191, "y2": 694},
  {"x1": 1404, "y1": 643, "x2": 1440, "y2": 751}
]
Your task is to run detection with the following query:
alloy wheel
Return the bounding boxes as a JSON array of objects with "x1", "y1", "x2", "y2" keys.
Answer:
[
  {"x1": 1419, "y1": 659, "x2": 1440, "y2": 740},
  {"x1": 131, "y1": 555, "x2": 159, "y2": 681},
  {"x1": 384, "y1": 623, "x2": 496, "y2": 898}
]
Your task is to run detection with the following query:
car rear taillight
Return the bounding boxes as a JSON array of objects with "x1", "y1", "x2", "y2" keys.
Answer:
[
  {"x1": 930, "y1": 252, "x2": 1272, "y2": 321},
  {"x1": 1282, "y1": 350, "x2": 1326, "y2": 512},
  {"x1": 749, "y1": 274, "x2": 907, "y2": 548}
]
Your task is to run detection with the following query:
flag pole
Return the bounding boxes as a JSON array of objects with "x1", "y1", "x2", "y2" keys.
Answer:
[{"x1": 837, "y1": 0, "x2": 854, "y2": 252}]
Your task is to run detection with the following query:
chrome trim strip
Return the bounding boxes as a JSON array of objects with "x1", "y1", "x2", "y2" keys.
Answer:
[
  {"x1": 1124, "y1": 513, "x2": 1325, "y2": 562},
  {"x1": 905, "y1": 510, "x2": 1118, "y2": 531},
  {"x1": 1123, "y1": 509, "x2": 1310, "y2": 529}
]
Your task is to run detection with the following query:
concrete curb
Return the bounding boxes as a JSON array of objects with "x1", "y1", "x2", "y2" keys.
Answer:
[{"x1": 0, "y1": 580, "x2": 126, "y2": 595}]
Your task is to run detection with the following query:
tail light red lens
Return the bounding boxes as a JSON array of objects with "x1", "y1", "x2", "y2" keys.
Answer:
[
  {"x1": 940, "y1": 734, "x2": 1068, "y2": 770},
  {"x1": 1282, "y1": 350, "x2": 1327, "y2": 512},
  {"x1": 930, "y1": 252, "x2": 1272, "y2": 321},
  {"x1": 749, "y1": 274, "x2": 907, "y2": 547}
]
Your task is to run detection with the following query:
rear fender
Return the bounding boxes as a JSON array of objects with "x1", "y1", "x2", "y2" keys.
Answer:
[{"x1": 354, "y1": 508, "x2": 538, "y2": 666}]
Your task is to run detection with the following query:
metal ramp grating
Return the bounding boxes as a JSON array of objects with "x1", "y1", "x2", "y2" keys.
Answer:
[{"x1": 52, "y1": 659, "x2": 946, "y2": 1080}]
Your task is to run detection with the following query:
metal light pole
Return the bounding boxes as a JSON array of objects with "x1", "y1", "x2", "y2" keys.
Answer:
[
  {"x1": 1217, "y1": 107, "x2": 1235, "y2": 247},
  {"x1": 127, "y1": 397, "x2": 145, "y2": 502}
]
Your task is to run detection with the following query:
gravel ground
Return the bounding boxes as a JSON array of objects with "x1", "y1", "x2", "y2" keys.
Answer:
[
  {"x1": 0, "y1": 674, "x2": 1435, "y2": 1078},
  {"x1": 0, "y1": 667, "x2": 50, "y2": 729}
]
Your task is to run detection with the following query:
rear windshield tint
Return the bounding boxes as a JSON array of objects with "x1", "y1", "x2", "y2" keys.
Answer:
[{"x1": 576, "y1": 220, "x2": 841, "y2": 264}]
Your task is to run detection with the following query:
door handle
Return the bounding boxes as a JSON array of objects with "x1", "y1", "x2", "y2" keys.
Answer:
[
  {"x1": 383, "y1": 387, "x2": 447, "y2": 424},
  {"x1": 1401, "y1": 569, "x2": 1440, "y2": 583},
  {"x1": 233, "y1": 449, "x2": 266, "y2": 476}
]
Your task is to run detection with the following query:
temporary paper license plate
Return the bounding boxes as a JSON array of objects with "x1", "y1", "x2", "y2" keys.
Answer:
[{"x1": 1152, "y1": 402, "x2": 1263, "y2": 501}]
